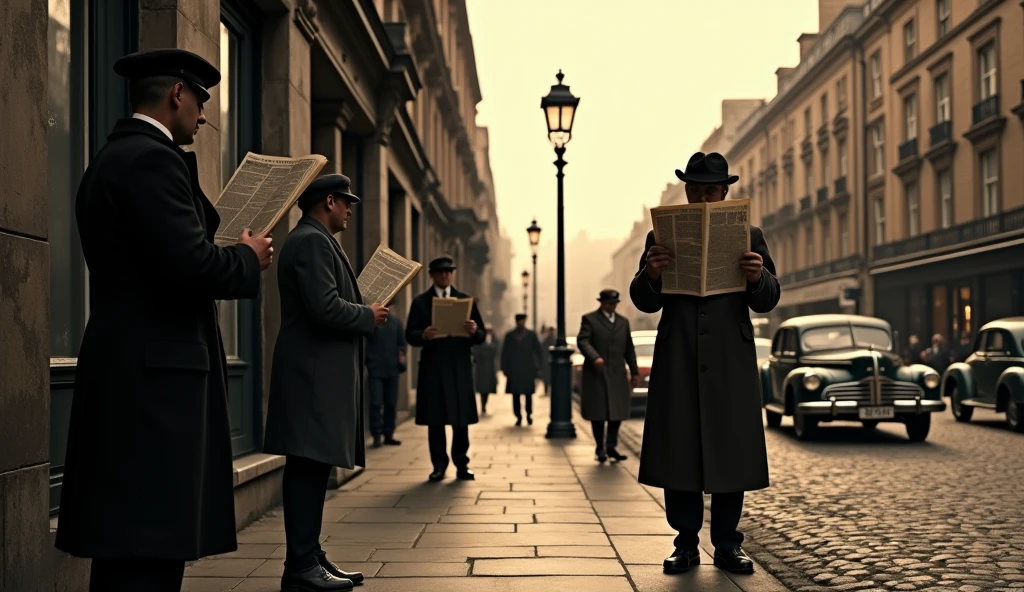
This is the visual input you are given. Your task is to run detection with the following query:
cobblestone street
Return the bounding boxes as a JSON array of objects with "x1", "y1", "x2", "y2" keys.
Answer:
[{"x1": 622, "y1": 408, "x2": 1024, "y2": 592}]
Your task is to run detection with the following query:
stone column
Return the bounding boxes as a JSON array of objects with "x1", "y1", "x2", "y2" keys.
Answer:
[
  {"x1": 312, "y1": 100, "x2": 353, "y2": 245},
  {"x1": 388, "y1": 189, "x2": 414, "y2": 412}
]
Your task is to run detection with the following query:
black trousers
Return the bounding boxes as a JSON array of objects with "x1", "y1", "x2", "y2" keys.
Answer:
[
  {"x1": 512, "y1": 393, "x2": 533, "y2": 418},
  {"x1": 428, "y1": 425, "x2": 470, "y2": 472},
  {"x1": 283, "y1": 455, "x2": 334, "y2": 571},
  {"x1": 479, "y1": 391, "x2": 492, "y2": 411},
  {"x1": 591, "y1": 420, "x2": 622, "y2": 450},
  {"x1": 369, "y1": 374, "x2": 399, "y2": 437},
  {"x1": 664, "y1": 490, "x2": 744, "y2": 551},
  {"x1": 89, "y1": 557, "x2": 185, "y2": 592}
]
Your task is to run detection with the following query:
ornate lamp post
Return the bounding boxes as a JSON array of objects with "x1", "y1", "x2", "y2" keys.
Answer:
[
  {"x1": 540, "y1": 70, "x2": 579, "y2": 439},
  {"x1": 526, "y1": 219, "x2": 542, "y2": 332},
  {"x1": 521, "y1": 270, "x2": 530, "y2": 315}
]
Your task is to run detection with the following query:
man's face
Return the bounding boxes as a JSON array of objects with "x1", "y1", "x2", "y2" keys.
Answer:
[
  {"x1": 169, "y1": 82, "x2": 206, "y2": 145},
  {"x1": 431, "y1": 270, "x2": 454, "y2": 289},
  {"x1": 327, "y1": 194, "x2": 354, "y2": 231},
  {"x1": 600, "y1": 301, "x2": 618, "y2": 314},
  {"x1": 685, "y1": 183, "x2": 727, "y2": 203},
  {"x1": 516, "y1": 318, "x2": 526, "y2": 329}
]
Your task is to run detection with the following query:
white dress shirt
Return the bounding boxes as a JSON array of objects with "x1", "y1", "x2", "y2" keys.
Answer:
[
  {"x1": 434, "y1": 286, "x2": 451, "y2": 298},
  {"x1": 132, "y1": 113, "x2": 174, "y2": 142},
  {"x1": 604, "y1": 311, "x2": 616, "y2": 324}
]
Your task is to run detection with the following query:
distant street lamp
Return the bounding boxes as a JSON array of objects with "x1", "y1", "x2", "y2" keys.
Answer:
[
  {"x1": 521, "y1": 270, "x2": 530, "y2": 314},
  {"x1": 540, "y1": 70, "x2": 579, "y2": 440},
  {"x1": 526, "y1": 219, "x2": 542, "y2": 332}
]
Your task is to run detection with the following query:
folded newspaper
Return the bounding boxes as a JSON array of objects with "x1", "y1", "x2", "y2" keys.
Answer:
[
  {"x1": 432, "y1": 297, "x2": 473, "y2": 338},
  {"x1": 649, "y1": 197, "x2": 751, "y2": 297},
  {"x1": 212, "y1": 152, "x2": 328, "y2": 246},
  {"x1": 356, "y1": 244, "x2": 422, "y2": 306}
]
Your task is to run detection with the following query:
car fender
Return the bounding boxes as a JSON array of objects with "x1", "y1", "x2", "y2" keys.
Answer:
[
  {"x1": 996, "y1": 366, "x2": 1024, "y2": 408},
  {"x1": 942, "y1": 363, "x2": 975, "y2": 399},
  {"x1": 900, "y1": 363, "x2": 943, "y2": 398},
  {"x1": 759, "y1": 362, "x2": 773, "y2": 407}
]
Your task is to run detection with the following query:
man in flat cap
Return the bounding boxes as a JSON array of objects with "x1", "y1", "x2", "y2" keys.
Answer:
[
  {"x1": 631, "y1": 152, "x2": 780, "y2": 575},
  {"x1": 500, "y1": 313, "x2": 545, "y2": 426},
  {"x1": 577, "y1": 289, "x2": 640, "y2": 463},
  {"x1": 406, "y1": 256, "x2": 488, "y2": 481},
  {"x1": 264, "y1": 174, "x2": 388, "y2": 591},
  {"x1": 55, "y1": 48, "x2": 274, "y2": 591}
]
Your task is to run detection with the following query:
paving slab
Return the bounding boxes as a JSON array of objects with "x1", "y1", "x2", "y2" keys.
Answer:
[
  {"x1": 627, "y1": 564, "x2": 743, "y2": 591},
  {"x1": 369, "y1": 547, "x2": 534, "y2": 562},
  {"x1": 425, "y1": 523, "x2": 516, "y2": 533},
  {"x1": 375, "y1": 562, "x2": 469, "y2": 577},
  {"x1": 473, "y1": 557, "x2": 626, "y2": 576},
  {"x1": 537, "y1": 545, "x2": 619, "y2": 558},
  {"x1": 354, "y1": 576, "x2": 635, "y2": 591}
]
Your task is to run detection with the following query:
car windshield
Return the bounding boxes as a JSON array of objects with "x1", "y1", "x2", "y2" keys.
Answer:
[
  {"x1": 634, "y1": 343, "x2": 655, "y2": 357},
  {"x1": 800, "y1": 325, "x2": 892, "y2": 353}
]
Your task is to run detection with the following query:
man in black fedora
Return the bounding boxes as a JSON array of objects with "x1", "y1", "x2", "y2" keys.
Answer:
[
  {"x1": 406, "y1": 256, "x2": 488, "y2": 481},
  {"x1": 55, "y1": 48, "x2": 274, "y2": 592},
  {"x1": 631, "y1": 151, "x2": 781, "y2": 575}
]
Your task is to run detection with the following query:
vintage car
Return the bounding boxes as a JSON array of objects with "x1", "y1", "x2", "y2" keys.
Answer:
[
  {"x1": 629, "y1": 333, "x2": 657, "y2": 417},
  {"x1": 942, "y1": 317, "x2": 1024, "y2": 432},
  {"x1": 760, "y1": 314, "x2": 946, "y2": 441},
  {"x1": 755, "y1": 337, "x2": 771, "y2": 368}
]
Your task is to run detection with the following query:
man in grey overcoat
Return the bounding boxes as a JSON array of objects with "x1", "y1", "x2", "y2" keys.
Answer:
[
  {"x1": 630, "y1": 152, "x2": 781, "y2": 576},
  {"x1": 500, "y1": 313, "x2": 545, "y2": 426},
  {"x1": 264, "y1": 174, "x2": 388, "y2": 592},
  {"x1": 577, "y1": 289, "x2": 640, "y2": 462}
]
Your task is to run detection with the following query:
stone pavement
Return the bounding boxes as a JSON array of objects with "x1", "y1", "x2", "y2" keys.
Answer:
[{"x1": 182, "y1": 394, "x2": 789, "y2": 591}]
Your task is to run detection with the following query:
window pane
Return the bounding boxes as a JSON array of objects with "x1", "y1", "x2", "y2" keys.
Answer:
[{"x1": 938, "y1": 169, "x2": 952, "y2": 228}]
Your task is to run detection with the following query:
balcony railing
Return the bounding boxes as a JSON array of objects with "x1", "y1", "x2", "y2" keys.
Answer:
[
  {"x1": 898, "y1": 137, "x2": 918, "y2": 161},
  {"x1": 972, "y1": 95, "x2": 999, "y2": 125},
  {"x1": 799, "y1": 196, "x2": 812, "y2": 211},
  {"x1": 834, "y1": 176, "x2": 848, "y2": 195},
  {"x1": 778, "y1": 255, "x2": 862, "y2": 286},
  {"x1": 929, "y1": 120, "x2": 952, "y2": 146},
  {"x1": 872, "y1": 205, "x2": 1024, "y2": 261},
  {"x1": 816, "y1": 186, "x2": 829, "y2": 205},
  {"x1": 778, "y1": 203, "x2": 795, "y2": 220}
]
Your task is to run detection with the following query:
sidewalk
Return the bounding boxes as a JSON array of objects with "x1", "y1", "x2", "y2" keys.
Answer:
[{"x1": 182, "y1": 395, "x2": 788, "y2": 591}]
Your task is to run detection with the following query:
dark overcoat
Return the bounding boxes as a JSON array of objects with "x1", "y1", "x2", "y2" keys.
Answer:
[
  {"x1": 55, "y1": 118, "x2": 261, "y2": 560},
  {"x1": 474, "y1": 340, "x2": 499, "y2": 395},
  {"x1": 264, "y1": 216, "x2": 374, "y2": 470},
  {"x1": 629, "y1": 227, "x2": 780, "y2": 493},
  {"x1": 406, "y1": 287, "x2": 487, "y2": 426},
  {"x1": 500, "y1": 329, "x2": 544, "y2": 395},
  {"x1": 577, "y1": 311, "x2": 639, "y2": 421}
]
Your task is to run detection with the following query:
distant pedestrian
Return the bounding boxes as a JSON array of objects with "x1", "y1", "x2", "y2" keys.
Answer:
[
  {"x1": 474, "y1": 329, "x2": 500, "y2": 414},
  {"x1": 903, "y1": 334, "x2": 922, "y2": 365},
  {"x1": 925, "y1": 333, "x2": 953, "y2": 374},
  {"x1": 541, "y1": 326, "x2": 556, "y2": 395},
  {"x1": 576, "y1": 289, "x2": 639, "y2": 462},
  {"x1": 366, "y1": 313, "x2": 408, "y2": 447},
  {"x1": 501, "y1": 313, "x2": 545, "y2": 425},
  {"x1": 953, "y1": 331, "x2": 973, "y2": 363}
]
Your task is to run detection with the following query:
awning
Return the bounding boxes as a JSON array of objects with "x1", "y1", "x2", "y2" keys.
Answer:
[{"x1": 777, "y1": 276, "x2": 859, "y2": 308}]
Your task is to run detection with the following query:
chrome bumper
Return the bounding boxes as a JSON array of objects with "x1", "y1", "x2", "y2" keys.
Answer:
[{"x1": 796, "y1": 398, "x2": 946, "y2": 416}]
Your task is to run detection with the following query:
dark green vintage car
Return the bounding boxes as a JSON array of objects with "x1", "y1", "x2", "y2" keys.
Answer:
[
  {"x1": 760, "y1": 314, "x2": 946, "y2": 441},
  {"x1": 942, "y1": 317, "x2": 1024, "y2": 432}
]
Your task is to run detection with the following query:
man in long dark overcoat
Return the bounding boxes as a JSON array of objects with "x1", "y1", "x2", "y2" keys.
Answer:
[
  {"x1": 500, "y1": 313, "x2": 545, "y2": 426},
  {"x1": 474, "y1": 329, "x2": 500, "y2": 414},
  {"x1": 366, "y1": 313, "x2": 408, "y2": 447},
  {"x1": 406, "y1": 256, "x2": 487, "y2": 481},
  {"x1": 54, "y1": 49, "x2": 274, "y2": 591},
  {"x1": 264, "y1": 174, "x2": 388, "y2": 592},
  {"x1": 630, "y1": 152, "x2": 781, "y2": 576},
  {"x1": 577, "y1": 289, "x2": 640, "y2": 462}
]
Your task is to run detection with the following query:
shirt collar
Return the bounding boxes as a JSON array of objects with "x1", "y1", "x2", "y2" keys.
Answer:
[
  {"x1": 132, "y1": 113, "x2": 174, "y2": 143},
  {"x1": 434, "y1": 285, "x2": 450, "y2": 298}
]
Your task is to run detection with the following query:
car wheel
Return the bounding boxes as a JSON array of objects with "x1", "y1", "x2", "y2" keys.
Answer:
[
  {"x1": 765, "y1": 409, "x2": 783, "y2": 428},
  {"x1": 793, "y1": 412, "x2": 817, "y2": 440},
  {"x1": 862, "y1": 420, "x2": 879, "y2": 430},
  {"x1": 905, "y1": 414, "x2": 931, "y2": 442},
  {"x1": 950, "y1": 386, "x2": 973, "y2": 422},
  {"x1": 1006, "y1": 398, "x2": 1024, "y2": 433}
]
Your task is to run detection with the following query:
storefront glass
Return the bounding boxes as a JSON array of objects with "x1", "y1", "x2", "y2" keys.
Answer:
[
  {"x1": 951, "y1": 285, "x2": 972, "y2": 341},
  {"x1": 931, "y1": 285, "x2": 948, "y2": 341}
]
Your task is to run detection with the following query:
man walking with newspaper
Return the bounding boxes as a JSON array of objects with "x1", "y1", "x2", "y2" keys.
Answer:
[{"x1": 577, "y1": 289, "x2": 640, "y2": 463}]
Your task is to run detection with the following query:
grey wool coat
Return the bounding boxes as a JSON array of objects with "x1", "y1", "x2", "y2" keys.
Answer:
[
  {"x1": 629, "y1": 227, "x2": 780, "y2": 493},
  {"x1": 264, "y1": 216, "x2": 375, "y2": 470},
  {"x1": 577, "y1": 311, "x2": 640, "y2": 422}
]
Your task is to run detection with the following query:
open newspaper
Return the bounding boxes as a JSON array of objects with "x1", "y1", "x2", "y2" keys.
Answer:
[
  {"x1": 432, "y1": 297, "x2": 473, "y2": 338},
  {"x1": 649, "y1": 197, "x2": 751, "y2": 297},
  {"x1": 356, "y1": 244, "x2": 423, "y2": 306},
  {"x1": 213, "y1": 152, "x2": 328, "y2": 246}
]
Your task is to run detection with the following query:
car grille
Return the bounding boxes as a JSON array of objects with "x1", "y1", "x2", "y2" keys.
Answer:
[{"x1": 821, "y1": 378, "x2": 924, "y2": 402}]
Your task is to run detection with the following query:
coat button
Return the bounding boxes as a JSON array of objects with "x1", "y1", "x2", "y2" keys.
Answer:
[
  {"x1": 700, "y1": 312, "x2": 706, "y2": 317},
  {"x1": 700, "y1": 365, "x2": 708, "y2": 372},
  {"x1": 699, "y1": 328, "x2": 706, "y2": 335}
]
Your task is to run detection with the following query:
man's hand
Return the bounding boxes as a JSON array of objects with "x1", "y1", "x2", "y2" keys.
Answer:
[
  {"x1": 594, "y1": 357, "x2": 606, "y2": 368},
  {"x1": 424, "y1": 326, "x2": 439, "y2": 340},
  {"x1": 239, "y1": 228, "x2": 273, "y2": 271},
  {"x1": 631, "y1": 375, "x2": 641, "y2": 388},
  {"x1": 369, "y1": 303, "x2": 389, "y2": 327},
  {"x1": 464, "y1": 320, "x2": 478, "y2": 335},
  {"x1": 739, "y1": 251, "x2": 764, "y2": 285},
  {"x1": 645, "y1": 245, "x2": 674, "y2": 281},
  {"x1": 398, "y1": 351, "x2": 406, "y2": 364}
]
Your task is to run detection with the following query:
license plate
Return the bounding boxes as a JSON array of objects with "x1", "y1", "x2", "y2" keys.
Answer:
[{"x1": 858, "y1": 406, "x2": 895, "y2": 420}]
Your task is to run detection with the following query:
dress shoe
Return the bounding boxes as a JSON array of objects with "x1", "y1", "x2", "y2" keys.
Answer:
[
  {"x1": 663, "y1": 547, "x2": 701, "y2": 574},
  {"x1": 527, "y1": 415, "x2": 533, "y2": 425},
  {"x1": 317, "y1": 551, "x2": 364, "y2": 585},
  {"x1": 595, "y1": 447, "x2": 608, "y2": 463},
  {"x1": 714, "y1": 547, "x2": 754, "y2": 574},
  {"x1": 281, "y1": 564, "x2": 354, "y2": 592},
  {"x1": 456, "y1": 468, "x2": 476, "y2": 480},
  {"x1": 383, "y1": 436, "x2": 402, "y2": 446},
  {"x1": 515, "y1": 416, "x2": 522, "y2": 426},
  {"x1": 371, "y1": 435, "x2": 382, "y2": 448},
  {"x1": 428, "y1": 470, "x2": 445, "y2": 482},
  {"x1": 606, "y1": 448, "x2": 627, "y2": 462}
]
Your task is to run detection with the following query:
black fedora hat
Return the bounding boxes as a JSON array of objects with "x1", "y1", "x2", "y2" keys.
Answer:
[
  {"x1": 597, "y1": 289, "x2": 620, "y2": 303},
  {"x1": 675, "y1": 152, "x2": 739, "y2": 185}
]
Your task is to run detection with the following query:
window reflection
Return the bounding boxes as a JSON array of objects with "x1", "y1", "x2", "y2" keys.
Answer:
[{"x1": 218, "y1": 21, "x2": 240, "y2": 357}]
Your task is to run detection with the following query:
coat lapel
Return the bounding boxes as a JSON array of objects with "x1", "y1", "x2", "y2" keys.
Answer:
[{"x1": 300, "y1": 216, "x2": 363, "y2": 303}]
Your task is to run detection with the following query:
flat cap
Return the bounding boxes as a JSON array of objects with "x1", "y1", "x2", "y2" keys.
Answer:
[
  {"x1": 113, "y1": 48, "x2": 221, "y2": 102},
  {"x1": 297, "y1": 174, "x2": 361, "y2": 210},
  {"x1": 515, "y1": 313, "x2": 528, "y2": 320},
  {"x1": 597, "y1": 289, "x2": 621, "y2": 302},
  {"x1": 428, "y1": 256, "x2": 456, "y2": 273}
]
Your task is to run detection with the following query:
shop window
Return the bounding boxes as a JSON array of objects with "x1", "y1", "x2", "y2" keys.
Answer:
[
  {"x1": 931, "y1": 285, "x2": 949, "y2": 342},
  {"x1": 951, "y1": 285, "x2": 972, "y2": 340},
  {"x1": 983, "y1": 273, "x2": 1013, "y2": 324}
]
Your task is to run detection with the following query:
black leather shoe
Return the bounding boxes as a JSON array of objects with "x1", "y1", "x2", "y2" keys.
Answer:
[
  {"x1": 281, "y1": 564, "x2": 354, "y2": 591},
  {"x1": 606, "y1": 448, "x2": 627, "y2": 462},
  {"x1": 515, "y1": 416, "x2": 522, "y2": 426},
  {"x1": 317, "y1": 551, "x2": 364, "y2": 585},
  {"x1": 371, "y1": 435, "x2": 382, "y2": 448},
  {"x1": 527, "y1": 415, "x2": 533, "y2": 425},
  {"x1": 456, "y1": 468, "x2": 476, "y2": 480},
  {"x1": 383, "y1": 436, "x2": 402, "y2": 446},
  {"x1": 714, "y1": 547, "x2": 754, "y2": 574},
  {"x1": 663, "y1": 547, "x2": 701, "y2": 574},
  {"x1": 428, "y1": 470, "x2": 445, "y2": 482},
  {"x1": 595, "y1": 448, "x2": 608, "y2": 463}
]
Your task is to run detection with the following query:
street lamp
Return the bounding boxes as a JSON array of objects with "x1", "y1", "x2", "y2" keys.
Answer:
[
  {"x1": 521, "y1": 270, "x2": 530, "y2": 314},
  {"x1": 526, "y1": 219, "x2": 542, "y2": 332},
  {"x1": 540, "y1": 70, "x2": 579, "y2": 440}
]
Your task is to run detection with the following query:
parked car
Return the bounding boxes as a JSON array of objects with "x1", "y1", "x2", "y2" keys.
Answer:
[
  {"x1": 629, "y1": 334, "x2": 657, "y2": 417},
  {"x1": 760, "y1": 314, "x2": 945, "y2": 441},
  {"x1": 566, "y1": 336, "x2": 584, "y2": 393},
  {"x1": 942, "y1": 317, "x2": 1024, "y2": 432},
  {"x1": 755, "y1": 337, "x2": 771, "y2": 368}
]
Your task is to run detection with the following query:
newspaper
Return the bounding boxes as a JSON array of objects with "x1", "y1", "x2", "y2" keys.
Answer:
[
  {"x1": 213, "y1": 152, "x2": 328, "y2": 246},
  {"x1": 356, "y1": 244, "x2": 423, "y2": 306},
  {"x1": 432, "y1": 297, "x2": 473, "y2": 338},
  {"x1": 650, "y1": 197, "x2": 751, "y2": 297}
]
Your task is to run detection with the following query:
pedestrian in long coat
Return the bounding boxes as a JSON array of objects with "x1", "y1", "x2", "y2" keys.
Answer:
[
  {"x1": 501, "y1": 313, "x2": 545, "y2": 425},
  {"x1": 577, "y1": 289, "x2": 639, "y2": 462},
  {"x1": 630, "y1": 152, "x2": 781, "y2": 576},
  {"x1": 406, "y1": 256, "x2": 487, "y2": 482},
  {"x1": 54, "y1": 49, "x2": 273, "y2": 590},
  {"x1": 474, "y1": 330, "x2": 500, "y2": 413}
]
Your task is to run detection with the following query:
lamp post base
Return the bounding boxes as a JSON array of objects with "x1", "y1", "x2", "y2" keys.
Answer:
[{"x1": 545, "y1": 345, "x2": 577, "y2": 439}]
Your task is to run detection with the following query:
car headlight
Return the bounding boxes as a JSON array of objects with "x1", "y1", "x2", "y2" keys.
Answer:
[
  {"x1": 923, "y1": 371, "x2": 940, "y2": 389},
  {"x1": 802, "y1": 373, "x2": 822, "y2": 391}
]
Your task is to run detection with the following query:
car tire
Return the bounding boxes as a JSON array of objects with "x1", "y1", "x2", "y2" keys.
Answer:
[
  {"x1": 905, "y1": 414, "x2": 931, "y2": 442},
  {"x1": 765, "y1": 410, "x2": 783, "y2": 428},
  {"x1": 1006, "y1": 397, "x2": 1024, "y2": 433},
  {"x1": 950, "y1": 386, "x2": 973, "y2": 422},
  {"x1": 861, "y1": 420, "x2": 879, "y2": 430},
  {"x1": 793, "y1": 412, "x2": 817, "y2": 440}
]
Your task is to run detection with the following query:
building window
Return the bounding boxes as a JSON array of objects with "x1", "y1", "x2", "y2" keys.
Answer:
[
  {"x1": 874, "y1": 196, "x2": 886, "y2": 245},
  {"x1": 937, "y1": 169, "x2": 953, "y2": 229},
  {"x1": 805, "y1": 226, "x2": 814, "y2": 267},
  {"x1": 820, "y1": 93, "x2": 829, "y2": 124},
  {"x1": 906, "y1": 181, "x2": 920, "y2": 237},
  {"x1": 823, "y1": 222, "x2": 832, "y2": 262},
  {"x1": 935, "y1": 73, "x2": 950, "y2": 123},
  {"x1": 903, "y1": 94, "x2": 917, "y2": 140},
  {"x1": 870, "y1": 51, "x2": 882, "y2": 99},
  {"x1": 839, "y1": 213, "x2": 850, "y2": 256},
  {"x1": 937, "y1": 0, "x2": 950, "y2": 37},
  {"x1": 803, "y1": 107, "x2": 812, "y2": 137},
  {"x1": 806, "y1": 163, "x2": 813, "y2": 195},
  {"x1": 980, "y1": 148, "x2": 999, "y2": 217},
  {"x1": 838, "y1": 139, "x2": 848, "y2": 176},
  {"x1": 978, "y1": 42, "x2": 996, "y2": 100},
  {"x1": 837, "y1": 76, "x2": 848, "y2": 111},
  {"x1": 823, "y1": 153, "x2": 831, "y2": 186},
  {"x1": 218, "y1": 20, "x2": 240, "y2": 358},
  {"x1": 871, "y1": 122, "x2": 885, "y2": 175},
  {"x1": 903, "y1": 19, "x2": 916, "y2": 62}
]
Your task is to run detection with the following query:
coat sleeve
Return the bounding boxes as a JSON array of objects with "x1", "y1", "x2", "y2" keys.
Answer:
[
  {"x1": 745, "y1": 226, "x2": 782, "y2": 314},
  {"x1": 500, "y1": 334, "x2": 510, "y2": 373},
  {"x1": 124, "y1": 147, "x2": 261, "y2": 300},
  {"x1": 469, "y1": 300, "x2": 487, "y2": 345},
  {"x1": 623, "y1": 319, "x2": 639, "y2": 376},
  {"x1": 405, "y1": 297, "x2": 428, "y2": 346},
  {"x1": 395, "y1": 317, "x2": 408, "y2": 353},
  {"x1": 629, "y1": 230, "x2": 663, "y2": 314},
  {"x1": 293, "y1": 234, "x2": 375, "y2": 334},
  {"x1": 576, "y1": 316, "x2": 602, "y2": 362}
]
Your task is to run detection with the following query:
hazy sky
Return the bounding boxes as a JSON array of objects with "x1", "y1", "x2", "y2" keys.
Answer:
[{"x1": 466, "y1": 0, "x2": 819, "y2": 272}]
